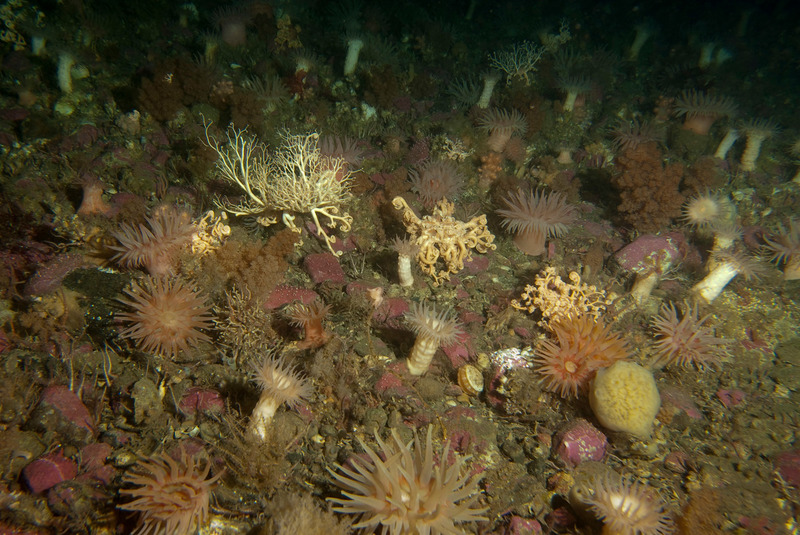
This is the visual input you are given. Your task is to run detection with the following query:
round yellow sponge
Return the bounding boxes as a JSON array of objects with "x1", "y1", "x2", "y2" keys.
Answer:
[{"x1": 589, "y1": 361, "x2": 660, "y2": 438}]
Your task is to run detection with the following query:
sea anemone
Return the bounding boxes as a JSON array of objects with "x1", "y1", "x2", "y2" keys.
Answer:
[
  {"x1": 392, "y1": 237, "x2": 419, "y2": 287},
  {"x1": 477, "y1": 108, "x2": 527, "y2": 153},
  {"x1": 477, "y1": 70, "x2": 501, "y2": 109},
  {"x1": 764, "y1": 218, "x2": 800, "y2": 280},
  {"x1": 409, "y1": 160, "x2": 464, "y2": 206},
  {"x1": 77, "y1": 177, "x2": 113, "y2": 217},
  {"x1": 691, "y1": 248, "x2": 765, "y2": 304},
  {"x1": 327, "y1": 425, "x2": 487, "y2": 534},
  {"x1": 404, "y1": 301, "x2": 462, "y2": 375},
  {"x1": 610, "y1": 119, "x2": 664, "y2": 153},
  {"x1": 249, "y1": 353, "x2": 313, "y2": 440},
  {"x1": 651, "y1": 301, "x2": 731, "y2": 369},
  {"x1": 120, "y1": 447, "x2": 222, "y2": 535},
  {"x1": 111, "y1": 208, "x2": 195, "y2": 277},
  {"x1": 556, "y1": 74, "x2": 591, "y2": 112},
  {"x1": 680, "y1": 191, "x2": 732, "y2": 230},
  {"x1": 497, "y1": 188, "x2": 576, "y2": 256},
  {"x1": 287, "y1": 299, "x2": 332, "y2": 348},
  {"x1": 714, "y1": 127, "x2": 739, "y2": 160},
  {"x1": 534, "y1": 315, "x2": 629, "y2": 398},
  {"x1": 320, "y1": 136, "x2": 366, "y2": 172},
  {"x1": 344, "y1": 36, "x2": 365, "y2": 76},
  {"x1": 117, "y1": 276, "x2": 213, "y2": 358},
  {"x1": 576, "y1": 474, "x2": 674, "y2": 535},
  {"x1": 213, "y1": 6, "x2": 250, "y2": 47},
  {"x1": 739, "y1": 118, "x2": 778, "y2": 171},
  {"x1": 673, "y1": 90, "x2": 736, "y2": 135}
]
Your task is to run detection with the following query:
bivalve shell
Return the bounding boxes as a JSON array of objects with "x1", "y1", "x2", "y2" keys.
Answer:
[{"x1": 458, "y1": 364, "x2": 484, "y2": 396}]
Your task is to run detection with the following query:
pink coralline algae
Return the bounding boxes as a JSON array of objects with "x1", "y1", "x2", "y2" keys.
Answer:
[
  {"x1": 303, "y1": 252, "x2": 347, "y2": 285},
  {"x1": 506, "y1": 515, "x2": 543, "y2": 535},
  {"x1": 554, "y1": 419, "x2": 607, "y2": 467},
  {"x1": 22, "y1": 451, "x2": 78, "y2": 493},
  {"x1": 179, "y1": 387, "x2": 226, "y2": 415},
  {"x1": 263, "y1": 285, "x2": 319, "y2": 310},
  {"x1": 775, "y1": 450, "x2": 800, "y2": 487}
]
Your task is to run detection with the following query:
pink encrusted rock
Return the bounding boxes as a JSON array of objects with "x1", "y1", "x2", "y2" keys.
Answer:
[
  {"x1": 264, "y1": 285, "x2": 319, "y2": 310},
  {"x1": 179, "y1": 387, "x2": 225, "y2": 415},
  {"x1": 78, "y1": 443, "x2": 115, "y2": 485},
  {"x1": 29, "y1": 385, "x2": 95, "y2": 446},
  {"x1": 23, "y1": 451, "x2": 78, "y2": 493},
  {"x1": 614, "y1": 233, "x2": 684, "y2": 302},
  {"x1": 304, "y1": 252, "x2": 347, "y2": 284},
  {"x1": 554, "y1": 419, "x2": 607, "y2": 467},
  {"x1": 775, "y1": 450, "x2": 800, "y2": 488},
  {"x1": 507, "y1": 516, "x2": 543, "y2": 535}
]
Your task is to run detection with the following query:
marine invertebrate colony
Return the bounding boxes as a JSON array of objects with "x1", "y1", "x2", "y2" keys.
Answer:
[
  {"x1": 327, "y1": 426, "x2": 487, "y2": 534},
  {"x1": 393, "y1": 196, "x2": 496, "y2": 286},
  {"x1": 120, "y1": 447, "x2": 222, "y2": 535},
  {"x1": 117, "y1": 276, "x2": 213, "y2": 358},
  {"x1": 204, "y1": 122, "x2": 353, "y2": 255}
]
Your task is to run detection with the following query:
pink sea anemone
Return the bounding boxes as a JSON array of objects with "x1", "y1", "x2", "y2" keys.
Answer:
[
  {"x1": 213, "y1": 6, "x2": 251, "y2": 47},
  {"x1": 497, "y1": 188, "x2": 576, "y2": 256},
  {"x1": 111, "y1": 207, "x2": 195, "y2": 277},
  {"x1": 651, "y1": 301, "x2": 731, "y2": 370},
  {"x1": 409, "y1": 160, "x2": 464, "y2": 206},
  {"x1": 286, "y1": 299, "x2": 332, "y2": 348},
  {"x1": 327, "y1": 425, "x2": 487, "y2": 534},
  {"x1": 477, "y1": 108, "x2": 527, "y2": 152},
  {"x1": 117, "y1": 276, "x2": 213, "y2": 358},
  {"x1": 120, "y1": 447, "x2": 221, "y2": 535},
  {"x1": 610, "y1": 119, "x2": 664, "y2": 153}
]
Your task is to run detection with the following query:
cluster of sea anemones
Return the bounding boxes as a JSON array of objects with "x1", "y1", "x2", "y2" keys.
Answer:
[
  {"x1": 650, "y1": 301, "x2": 731, "y2": 369},
  {"x1": 117, "y1": 276, "x2": 213, "y2": 358},
  {"x1": 409, "y1": 159, "x2": 464, "y2": 206},
  {"x1": 497, "y1": 188, "x2": 576, "y2": 256},
  {"x1": 327, "y1": 425, "x2": 487, "y2": 534},
  {"x1": 534, "y1": 314, "x2": 629, "y2": 398},
  {"x1": 111, "y1": 207, "x2": 195, "y2": 277},
  {"x1": 120, "y1": 446, "x2": 222, "y2": 535}
]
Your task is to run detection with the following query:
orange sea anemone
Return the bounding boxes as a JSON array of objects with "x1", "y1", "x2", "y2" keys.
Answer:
[
  {"x1": 327, "y1": 425, "x2": 487, "y2": 534},
  {"x1": 673, "y1": 90, "x2": 736, "y2": 135},
  {"x1": 409, "y1": 160, "x2": 464, "y2": 207},
  {"x1": 534, "y1": 315, "x2": 629, "y2": 398},
  {"x1": 117, "y1": 276, "x2": 213, "y2": 358},
  {"x1": 651, "y1": 301, "x2": 731, "y2": 370},
  {"x1": 477, "y1": 108, "x2": 527, "y2": 153},
  {"x1": 111, "y1": 207, "x2": 195, "y2": 277},
  {"x1": 497, "y1": 188, "x2": 576, "y2": 256},
  {"x1": 577, "y1": 474, "x2": 674, "y2": 535},
  {"x1": 120, "y1": 447, "x2": 222, "y2": 535},
  {"x1": 287, "y1": 299, "x2": 332, "y2": 348}
]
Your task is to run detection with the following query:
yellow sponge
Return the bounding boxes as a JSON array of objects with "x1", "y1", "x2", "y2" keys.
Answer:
[{"x1": 589, "y1": 361, "x2": 660, "y2": 438}]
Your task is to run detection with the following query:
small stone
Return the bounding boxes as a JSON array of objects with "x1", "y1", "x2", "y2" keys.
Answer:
[
  {"x1": 303, "y1": 253, "x2": 346, "y2": 285},
  {"x1": 131, "y1": 378, "x2": 162, "y2": 425},
  {"x1": 28, "y1": 385, "x2": 95, "y2": 446}
]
